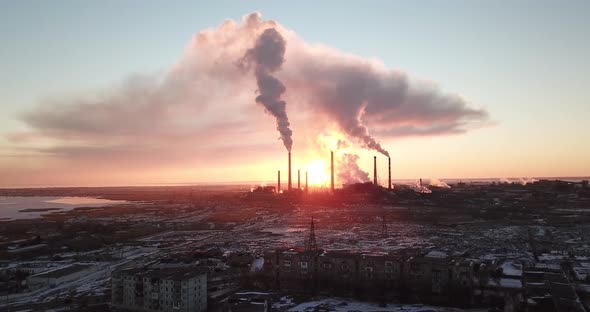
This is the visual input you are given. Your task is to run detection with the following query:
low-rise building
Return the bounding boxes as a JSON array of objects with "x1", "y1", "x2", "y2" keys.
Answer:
[
  {"x1": 402, "y1": 251, "x2": 451, "y2": 298},
  {"x1": 265, "y1": 248, "x2": 405, "y2": 294},
  {"x1": 522, "y1": 265, "x2": 585, "y2": 312},
  {"x1": 26, "y1": 263, "x2": 96, "y2": 289},
  {"x1": 263, "y1": 248, "x2": 483, "y2": 304}
]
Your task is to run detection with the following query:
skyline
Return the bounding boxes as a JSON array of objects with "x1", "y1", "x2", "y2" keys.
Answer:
[{"x1": 1, "y1": 1, "x2": 589, "y2": 187}]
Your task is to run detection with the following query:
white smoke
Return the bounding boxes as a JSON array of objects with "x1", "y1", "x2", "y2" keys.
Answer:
[
  {"x1": 415, "y1": 178, "x2": 450, "y2": 192},
  {"x1": 10, "y1": 12, "x2": 490, "y2": 185},
  {"x1": 428, "y1": 178, "x2": 451, "y2": 188},
  {"x1": 499, "y1": 178, "x2": 538, "y2": 185}
]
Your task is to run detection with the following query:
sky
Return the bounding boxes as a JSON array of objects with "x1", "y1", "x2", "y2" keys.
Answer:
[{"x1": 0, "y1": 1, "x2": 589, "y2": 187}]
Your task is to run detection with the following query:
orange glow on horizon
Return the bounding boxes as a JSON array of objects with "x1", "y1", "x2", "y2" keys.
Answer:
[{"x1": 306, "y1": 159, "x2": 329, "y2": 186}]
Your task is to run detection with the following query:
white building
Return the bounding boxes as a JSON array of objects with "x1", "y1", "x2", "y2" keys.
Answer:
[{"x1": 112, "y1": 268, "x2": 207, "y2": 312}]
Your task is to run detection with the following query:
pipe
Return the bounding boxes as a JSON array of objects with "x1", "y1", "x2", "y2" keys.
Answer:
[
  {"x1": 330, "y1": 151, "x2": 334, "y2": 192},
  {"x1": 388, "y1": 157, "x2": 391, "y2": 190},
  {"x1": 305, "y1": 171, "x2": 308, "y2": 193},
  {"x1": 277, "y1": 170, "x2": 281, "y2": 193},
  {"x1": 288, "y1": 152, "x2": 292, "y2": 191},
  {"x1": 373, "y1": 156, "x2": 377, "y2": 185},
  {"x1": 298, "y1": 169, "x2": 301, "y2": 190}
]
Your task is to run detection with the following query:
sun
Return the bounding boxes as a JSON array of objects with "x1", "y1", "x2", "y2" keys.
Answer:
[{"x1": 307, "y1": 159, "x2": 328, "y2": 186}]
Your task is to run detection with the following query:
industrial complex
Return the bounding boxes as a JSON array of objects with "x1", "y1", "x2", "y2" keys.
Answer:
[{"x1": 0, "y1": 167, "x2": 589, "y2": 311}]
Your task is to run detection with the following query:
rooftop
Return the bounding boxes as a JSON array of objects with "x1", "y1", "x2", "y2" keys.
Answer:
[
  {"x1": 29, "y1": 264, "x2": 93, "y2": 279},
  {"x1": 114, "y1": 267, "x2": 207, "y2": 281}
]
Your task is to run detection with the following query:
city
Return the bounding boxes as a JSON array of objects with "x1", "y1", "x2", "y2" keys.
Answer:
[
  {"x1": 1, "y1": 2, "x2": 589, "y2": 312},
  {"x1": 0, "y1": 174, "x2": 589, "y2": 311}
]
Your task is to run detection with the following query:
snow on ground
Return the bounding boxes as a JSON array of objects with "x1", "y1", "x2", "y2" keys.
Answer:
[
  {"x1": 235, "y1": 291, "x2": 271, "y2": 296},
  {"x1": 498, "y1": 278, "x2": 522, "y2": 289},
  {"x1": 482, "y1": 226, "x2": 521, "y2": 240},
  {"x1": 487, "y1": 278, "x2": 522, "y2": 289},
  {"x1": 273, "y1": 296, "x2": 295, "y2": 309},
  {"x1": 576, "y1": 284, "x2": 590, "y2": 294},
  {"x1": 0, "y1": 258, "x2": 139, "y2": 309},
  {"x1": 501, "y1": 260, "x2": 523, "y2": 277},
  {"x1": 573, "y1": 267, "x2": 589, "y2": 281},
  {"x1": 283, "y1": 297, "x2": 478, "y2": 312},
  {"x1": 251, "y1": 257, "x2": 264, "y2": 272},
  {"x1": 537, "y1": 254, "x2": 565, "y2": 262}
]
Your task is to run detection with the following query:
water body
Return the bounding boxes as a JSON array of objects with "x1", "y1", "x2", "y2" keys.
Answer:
[{"x1": 0, "y1": 196, "x2": 127, "y2": 221}]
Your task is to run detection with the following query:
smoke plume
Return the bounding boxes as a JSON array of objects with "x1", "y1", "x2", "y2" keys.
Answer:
[
  {"x1": 500, "y1": 177, "x2": 538, "y2": 185},
  {"x1": 286, "y1": 44, "x2": 488, "y2": 157},
  {"x1": 317, "y1": 136, "x2": 370, "y2": 185},
  {"x1": 337, "y1": 153, "x2": 370, "y2": 184},
  {"x1": 427, "y1": 178, "x2": 451, "y2": 188},
  {"x1": 4, "y1": 12, "x2": 490, "y2": 186},
  {"x1": 243, "y1": 28, "x2": 293, "y2": 151}
]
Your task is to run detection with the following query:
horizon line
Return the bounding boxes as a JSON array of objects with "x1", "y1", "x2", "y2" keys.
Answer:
[{"x1": 1, "y1": 175, "x2": 589, "y2": 190}]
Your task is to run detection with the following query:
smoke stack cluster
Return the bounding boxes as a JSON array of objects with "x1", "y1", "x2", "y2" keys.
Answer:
[{"x1": 373, "y1": 156, "x2": 377, "y2": 186}]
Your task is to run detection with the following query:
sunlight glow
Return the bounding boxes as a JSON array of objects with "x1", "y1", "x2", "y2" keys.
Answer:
[{"x1": 306, "y1": 159, "x2": 328, "y2": 186}]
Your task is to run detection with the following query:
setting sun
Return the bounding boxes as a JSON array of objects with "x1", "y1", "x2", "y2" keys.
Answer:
[{"x1": 306, "y1": 159, "x2": 329, "y2": 186}]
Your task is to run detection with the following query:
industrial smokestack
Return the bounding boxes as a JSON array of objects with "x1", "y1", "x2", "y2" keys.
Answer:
[
  {"x1": 330, "y1": 151, "x2": 334, "y2": 192},
  {"x1": 388, "y1": 157, "x2": 391, "y2": 190},
  {"x1": 373, "y1": 156, "x2": 377, "y2": 186},
  {"x1": 288, "y1": 152, "x2": 292, "y2": 191},
  {"x1": 277, "y1": 170, "x2": 281, "y2": 193},
  {"x1": 298, "y1": 169, "x2": 300, "y2": 190},
  {"x1": 305, "y1": 171, "x2": 308, "y2": 193}
]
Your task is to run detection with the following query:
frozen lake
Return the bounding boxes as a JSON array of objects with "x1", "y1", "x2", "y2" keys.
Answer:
[{"x1": 0, "y1": 196, "x2": 127, "y2": 220}]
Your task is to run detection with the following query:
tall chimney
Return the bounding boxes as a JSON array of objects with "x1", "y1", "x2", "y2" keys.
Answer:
[
  {"x1": 277, "y1": 170, "x2": 281, "y2": 193},
  {"x1": 373, "y1": 156, "x2": 377, "y2": 185},
  {"x1": 298, "y1": 169, "x2": 301, "y2": 190},
  {"x1": 305, "y1": 171, "x2": 308, "y2": 193},
  {"x1": 288, "y1": 152, "x2": 292, "y2": 191},
  {"x1": 330, "y1": 151, "x2": 335, "y2": 192},
  {"x1": 388, "y1": 157, "x2": 392, "y2": 190}
]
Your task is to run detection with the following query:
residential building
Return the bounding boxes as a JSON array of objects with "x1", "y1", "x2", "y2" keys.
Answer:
[{"x1": 112, "y1": 267, "x2": 207, "y2": 312}]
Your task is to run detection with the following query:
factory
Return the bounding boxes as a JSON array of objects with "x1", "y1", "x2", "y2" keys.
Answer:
[{"x1": 274, "y1": 150, "x2": 393, "y2": 194}]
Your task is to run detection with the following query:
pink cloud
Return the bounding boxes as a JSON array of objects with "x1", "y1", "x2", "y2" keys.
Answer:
[{"x1": 2, "y1": 12, "x2": 489, "y2": 186}]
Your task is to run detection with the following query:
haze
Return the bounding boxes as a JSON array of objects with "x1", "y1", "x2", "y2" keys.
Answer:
[{"x1": 1, "y1": 1, "x2": 589, "y2": 187}]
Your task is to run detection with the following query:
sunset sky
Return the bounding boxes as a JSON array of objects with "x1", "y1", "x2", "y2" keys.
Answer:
[{"x1": 1, "y1": 1, "x2": 589, "y2": 187}]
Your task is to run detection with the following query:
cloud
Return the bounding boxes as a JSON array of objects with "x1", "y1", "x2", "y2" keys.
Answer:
[
  {"x1": 282, "y1": 43, "x2": 488, "y2": 150},
  {"x1": 3, "y1": 12, "x2": 489, "y2": 185}
]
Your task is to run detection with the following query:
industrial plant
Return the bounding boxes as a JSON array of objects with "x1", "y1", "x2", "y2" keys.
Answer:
[
  {"x1": 0, "y1": 5, "x2": 588, "y2": 312},
  {"x1": 273, "y1": 150, "x2": 394, "y2": 195},
  {"x1": 0, "y1": 167, "x2": 588, "y2": 311},
  {"x1": 1, "y1": 141, "x2": 589, "y2": 312}
]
